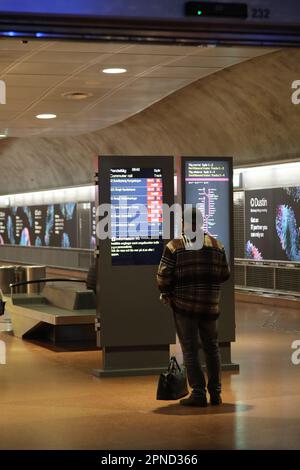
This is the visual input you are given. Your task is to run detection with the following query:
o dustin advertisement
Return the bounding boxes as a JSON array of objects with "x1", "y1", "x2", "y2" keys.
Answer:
[{"x1": 245, "y1": 187, "x2": 300, "y2": 262}]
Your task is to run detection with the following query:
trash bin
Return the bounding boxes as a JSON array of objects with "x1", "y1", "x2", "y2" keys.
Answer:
[
  {"x1": 0, "y1": 266, "x2": 15, "y2": 294},
  {"x1": 24, "y1": 265, "x2": 46, "y2": 294}
]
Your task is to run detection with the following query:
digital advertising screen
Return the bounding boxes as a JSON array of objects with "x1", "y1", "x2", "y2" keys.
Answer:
[
  {"x1": 0, "y1": 203, "x2": 78, "y2": 248},
  {"x1": 52, "y1": 203, "x2": 78, "y2": 248},
  {"x1": 30, "y1": 205, "x2": 47, "y2": 247},
  {"x1": 1, "y1": 208, "x2": 16, "y2": 245},
  {"x1": 14, "y1": 206, "x2": 34, "y2": 246},
  {"x1": 22, "y1": 203, "x2": 78, "y2": 248},
  {"x1": 0, "y1": 208, "x2": 9, "y2": 245},
  {"x1": 110, "y1": 167, "x2": 164, "y2": 265},
  {"x1": 184, "y1": 159, "x2": 231, "y2": 259},
  {"x1": 90, "y1": 202, "x2": 97, "y2": 250},
  {"x1": 245, "y1": 186, "x2": 300, "y2": 262}
]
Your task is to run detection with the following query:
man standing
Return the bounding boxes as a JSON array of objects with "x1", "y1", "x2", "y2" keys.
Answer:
[{"x1": 157, "y1": 207, "x2": 230, "y2": 407}]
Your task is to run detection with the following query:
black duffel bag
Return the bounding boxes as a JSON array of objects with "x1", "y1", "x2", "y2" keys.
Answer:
[
  {"x1": 0, "y1": 299, "x2": 6, "y2": 316},
  {"x1": 156, "y1": 356, "x2": 189, "y2": 400}
]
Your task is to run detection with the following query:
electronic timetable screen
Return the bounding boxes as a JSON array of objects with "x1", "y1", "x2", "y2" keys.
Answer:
[
  {"x1": 184, "y1": 160, "x2": 231, "y2": 258},
  {"x1": 110, "y1": 167, "x2": 164, "y2": 265}
]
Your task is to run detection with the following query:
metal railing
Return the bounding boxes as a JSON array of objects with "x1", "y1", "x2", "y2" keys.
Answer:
[
  {"x1": 9, "y1": 277, "x2": 85, "y2": 291},
  {"x1": 234, "y1": 259, "x2": 300, "y2": 296}
]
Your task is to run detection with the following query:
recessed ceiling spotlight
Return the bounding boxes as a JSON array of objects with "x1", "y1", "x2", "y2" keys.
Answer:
[
  {"x1": 102, "y1": 68, "x2": 127, "y2": 74},
  {"x1": 36, "y1": 113, "x2": 57, "y2": 119},
  {"x1": 61, "y1": 91, "x2": 93, "y2": 100}
]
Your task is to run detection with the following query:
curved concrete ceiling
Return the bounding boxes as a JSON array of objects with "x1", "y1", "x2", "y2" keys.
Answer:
[
  {"x1": 0, "y1": 46, "x2": 298, "y2": 194},
  {"x1": 0, "y1": 38, "x2": 274, "y2": 138}
]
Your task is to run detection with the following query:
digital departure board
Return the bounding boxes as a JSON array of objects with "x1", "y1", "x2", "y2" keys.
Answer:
[
  {"x1": 110, "y1": 167, "x2": 164, "y2": 265},
  {"x1": 184, "y1": 159, "x2": 231, "y2": 258}
]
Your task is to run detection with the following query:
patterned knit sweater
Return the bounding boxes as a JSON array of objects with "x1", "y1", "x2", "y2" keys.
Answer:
[{"x1": 157, "y1": 233, "x2": 230, "y2": 319}]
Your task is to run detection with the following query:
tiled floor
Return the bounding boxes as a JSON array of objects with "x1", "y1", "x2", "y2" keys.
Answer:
[{"x1": 0, "y1": 300, "x2": 300, "y2": 450}]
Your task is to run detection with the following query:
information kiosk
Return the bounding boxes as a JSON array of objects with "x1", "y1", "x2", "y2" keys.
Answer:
[
  {"x1": 181, "y1": 157, "x2": 238, "y2": 370},
  {"x1": 94, "y1": 156, "x2": 175, "y2": 377}
]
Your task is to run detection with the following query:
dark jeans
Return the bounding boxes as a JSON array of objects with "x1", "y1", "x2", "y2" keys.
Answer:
[{"x1": 174, "y1": 312, "x2": 221, "y2": 398}]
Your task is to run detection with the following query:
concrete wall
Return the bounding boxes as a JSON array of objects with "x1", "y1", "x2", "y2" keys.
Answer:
[{"x1": 0, "y1": 48, "x2": 299, "y2": 194}]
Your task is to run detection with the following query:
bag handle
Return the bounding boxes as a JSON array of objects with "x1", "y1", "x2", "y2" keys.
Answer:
[{"x1": 168, "y1": 356, "x2": 181, "y2": 372}]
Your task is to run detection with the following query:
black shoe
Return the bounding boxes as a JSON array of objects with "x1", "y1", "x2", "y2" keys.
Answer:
[
  {"x1": 180, "y1": 395, "x2": 208, "y2": 407},
  {"x1": 210, "y1": 395, "x2": 222, "y2": 406}
]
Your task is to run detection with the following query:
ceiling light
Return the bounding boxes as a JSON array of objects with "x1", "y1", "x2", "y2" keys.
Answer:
[
  {"x1": 0, "y1": 134, "x2": 7, "y2": 138},
  {"x1": 102, "y1": 68, "x2": 127, "y2": 74},
  {"x1": 62, "y1": 91, "x2": 93, "y2": 100},
  {"x1": 36, "y1": 113, "x2": 57, "y2": 120}
]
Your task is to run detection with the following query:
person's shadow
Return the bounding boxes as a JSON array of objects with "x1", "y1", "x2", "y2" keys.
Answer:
[{"x1": 153, "y1": 402, "x2": 252, "y2": 416}]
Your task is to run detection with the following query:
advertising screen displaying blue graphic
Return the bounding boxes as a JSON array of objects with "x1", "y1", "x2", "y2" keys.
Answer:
[
  {"x1": 90, "y1": 202, "x2": 96, "y2": 250},
  {"x1": 245, "y1": 187, "x2": 300, "y2": 262},
  {"x1": 0, "y1": 206, "x2": 35, "y2": 246},
  {"x1": 0, "y1": 203, "x2": 78, "y2": 248},
  {"x1": 0, "y1": 208, "x2": 9, "y2": 245},
  {"x1": 51, "y1": 204, "x2": 78, "y2": 248},
  {"x1": 184, "y1": 160, "x2": 231, "y2": 259},
  {"x1": 110, "y1": 167, "x2": 163, "y2": 265},
  {"x1": 15, "y1": 206, "x2": 33, "y2": 246},
  {"x1": 28, "y1": 204, "x2": 77, "y2": 248},
  {"x1": 3, "y1": 208, "x2": 16, "y2": 245},
  {"x1": 31, "y1": 205, "x2": 47, "y2": 247}
]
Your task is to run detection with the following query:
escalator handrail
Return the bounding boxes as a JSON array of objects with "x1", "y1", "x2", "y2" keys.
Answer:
[{"x1": 9, "y1": 278, "x2": 85, "y2": 288}]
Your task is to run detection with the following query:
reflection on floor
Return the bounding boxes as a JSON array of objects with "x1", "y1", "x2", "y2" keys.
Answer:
[{"x1": 0, "y1": 300, "x2": 300, "y2": 450}]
